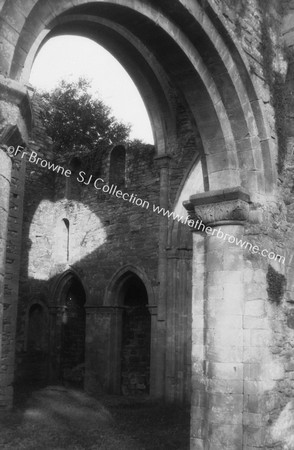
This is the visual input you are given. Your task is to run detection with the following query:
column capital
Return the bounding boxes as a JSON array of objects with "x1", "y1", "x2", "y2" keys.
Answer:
[
  {"x1": 147, "y1": 304, "x2": 158, "y2": 315},
  {"x1": 184, "y1": 186, "x2": 251, "y2": 227},
  {"x1": 154, "y1": 154, "x2": 172, "y2": 169}
]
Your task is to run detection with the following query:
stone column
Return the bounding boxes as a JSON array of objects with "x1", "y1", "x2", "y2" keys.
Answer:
[
  {"x1": 165, "y1": 249, "x2": 193, "y2": 402},
  {"x1": 0, "y1": 76, "x2": 31, "y2": 408},
  {"x1": 0, "y1": 150, "x2": 11, "y2": 303},
  {"x1": 147, "y1": 304, "x2": 158, "y2": 397},
  {"x1": 184, "y1": 187, "x2": 251, "y2": 450},
  {"x1": 154, "y1": 154, "x2": 171, "y2": 397},
  {"x1": 0, "y1": 150, "x2": 12, "y2": 407}
]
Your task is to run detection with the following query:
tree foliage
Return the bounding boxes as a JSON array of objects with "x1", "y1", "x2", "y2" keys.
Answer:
[{"x1": 38, "y1": 78, "x2": 131, "y2": 154}]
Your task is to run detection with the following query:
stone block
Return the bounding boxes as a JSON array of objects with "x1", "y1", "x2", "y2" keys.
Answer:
[
  {"x1": 209, "y1": 391, "x2": 243, "y2": 413},
  {"x1": 264, "y1": 362, "x2": 285, "y2": 381},
  {"x1": 209, "y1": 270, "x2": 243, "y2": 287},
  {"x1": 250, "y1": 329, "x2": 272, "y2": 346},
  {"x1": 206, "y1": 249, "x2": 224, "y2": 272},
  {"x1": 207, "y1": 362, "x2": 243, "y2": 380},
  {"x1": 244, "y1": 300, "x2": 265, "y2": 317},
  {"x1": 0, "y1": 19, "x2": 20, "y2": 46},
  {"x1": 190, "y1": 438, "x2": 205, "y2": 450},
  {"x1": 244, "y1": 363, "x2": 262, "y2": 381},
  {"x1": 223, "y1": 247, "x2": 244, "y2": 270},
  {"x1": 244, "y1": 380, "x2": 270, "y2": 396},
  {"x1": 192, "y1": 314, "x2": 204, "y2": 330},
  {"x1": 244, "y1": 394, "x2": 260, "y2": 413},
  {"x1": 206, "y1": 345, "x2": 243, "y2": 363},
  {"x1": 244, "y1": 426, "x2": 266, "y2": 447},
  {"x1": 192, "y1": 329, "x2": 204, "y2": 346},
  {"x1": 206, "y1": 150, "x2": 238, "y2": 173},
  {"x1": 206, "y1": 328, "x2": 243, "y2": 348},
  {"x1": 223, "y1": 281, "x2": 245, "y2": 302},
  {"x1": 210, "y1": 314, "x2": 243, "y2": 330},
  {"x1": 214, "y1": 295, "x2": 244, "y2": 315},
  {"x1": 191, "y1": 345, "x2": 205, "y2": 360},
  {"x1": 206, "y1": 284, "x2": 224, "y2": 300},
  {"x1": 243, "y1": 412, "x2": 263, "y2": 427},
  {"x1": 243, "y1": 317, "x2": 269, "y2": 329},
  {"x1": 191, "y1": 390, "x2": 207, "y2": 407},
  {"x1": 190, "y1": 405, "x2": 206, "y2": 420},
  {"x1": 208, "y1": 422, "x2": 243, "y2": 448},
  {"x1": 243, "y1": 346, "x2": 269, "y2": 363},
  {"x1": 245, "y1": 281, "x2": 267, "y2": 300},
  {"x1": 190, "y1": 416, "x2": 206, "y2": 439},
  {"x1": 207, "y1": 378, "x2": 244, "y2": 394}
]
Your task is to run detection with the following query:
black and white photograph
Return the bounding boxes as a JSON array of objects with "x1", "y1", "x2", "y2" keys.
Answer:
[{"x1": 0, "y1": 1, "x2": 293, "y2": 449}]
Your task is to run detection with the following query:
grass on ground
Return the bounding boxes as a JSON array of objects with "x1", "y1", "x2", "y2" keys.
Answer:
[{"x1": 0, "y1": 386, "x2": 190, "y2": 450}]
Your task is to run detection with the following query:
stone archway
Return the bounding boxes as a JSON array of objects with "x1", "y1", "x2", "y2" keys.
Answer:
[
  {"x1": 0, "y1": 1, "x2": 280, "y2": 448},
  {"x1": 1, "y1": 0, "x2": 275, "y2": 195},
  {"x1": 120, "y1": 274, "x2": 151, "y2": 396},
  {"x1": 99, "y1": 266, "x2": 155, "y2": 396}
]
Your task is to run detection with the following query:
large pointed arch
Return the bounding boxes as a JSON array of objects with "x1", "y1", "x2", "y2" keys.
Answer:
[{"x1": 0, "y1": 0, "x2": 276, "y2": 199}]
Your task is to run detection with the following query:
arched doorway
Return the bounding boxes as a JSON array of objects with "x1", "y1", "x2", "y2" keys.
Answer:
[
  {"x1": 59, "y1": 277, "x2": 86, "y2": 387},
  {"x1": 50, "y1": 272, "x2": 86, "y2": 388},
  {"x1": 103, "y1": 266, "x2": 155, "y2": 396},
  {"x1": 121, "y1": 274, "x2": 151, "y2": 396}
]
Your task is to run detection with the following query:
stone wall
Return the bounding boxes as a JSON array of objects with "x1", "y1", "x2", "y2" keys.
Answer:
[
  {"x1": 14, "y1": 92, "x2": 197, "y2": 401},
  {"x1": 3, "y1": 0, "x2": 294, "y2": 447}
]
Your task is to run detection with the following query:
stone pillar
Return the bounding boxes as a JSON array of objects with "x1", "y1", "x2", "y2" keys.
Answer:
[
  {"x1": 166, "y1": 249, "x2": 193, "y2": 402},
  {"x1": 0, "y1": 150, "x2": 11, "y2": 303},
  {"x1": 0, "y1": 150, "x2": 12, "y2": 407},
  {"x1": 147, "y1": 304, "x2": 158, "y2": 397},
  {"x1": 184, "y1": 187, "x2": 251, "y2": 449},
  {"x1": 0, "y1": 77, "x2": 31, "y2": 408},
  {"x1": 154, "y1": 154, "x2": 171, "y2": 397}
]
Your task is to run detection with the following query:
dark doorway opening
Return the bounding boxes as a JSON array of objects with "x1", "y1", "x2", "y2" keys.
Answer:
[
  {"x1": 20, "y1": 303, "x2": 49, "y2": 387},
  {"x1": 60, "y1": 277, "x2": 86, "y2": 388},
  {"x1": 121, "y1": 275, "x2": 151, "y2": 396}
]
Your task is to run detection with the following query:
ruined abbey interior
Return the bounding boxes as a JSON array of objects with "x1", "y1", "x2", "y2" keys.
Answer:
[{"x1": 2, "y1": 0, "x2": 294, "y2": 448}]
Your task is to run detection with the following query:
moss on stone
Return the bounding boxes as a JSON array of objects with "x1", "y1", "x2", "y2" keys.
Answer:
[{"x1": 266, "y1": 264, "x2": 286, "y2": 303}]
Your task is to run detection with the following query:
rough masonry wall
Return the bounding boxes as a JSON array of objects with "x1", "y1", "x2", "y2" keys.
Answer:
[{"x1": 14, "y1": 92, "x2": 199, "y2": 400}]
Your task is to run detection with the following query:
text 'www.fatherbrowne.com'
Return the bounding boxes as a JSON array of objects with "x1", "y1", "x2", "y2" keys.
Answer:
[{"x1": 152, "y1": 204, "x2": 285, "y2": 265}]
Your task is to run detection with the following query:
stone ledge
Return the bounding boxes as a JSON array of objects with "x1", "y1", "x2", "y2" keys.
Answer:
[{"x1": 185, "y1": 186, "x2": 250, "y2": 207}]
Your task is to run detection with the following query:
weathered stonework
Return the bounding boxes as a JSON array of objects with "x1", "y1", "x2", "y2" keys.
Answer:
[{"x1": 1, "y1": 0, "x2": 294, "y2": 449}]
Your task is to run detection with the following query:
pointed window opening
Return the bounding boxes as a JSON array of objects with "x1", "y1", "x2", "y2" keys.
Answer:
[{"x1": 63, "y1": 219, "x2": 70, "y2": 262}]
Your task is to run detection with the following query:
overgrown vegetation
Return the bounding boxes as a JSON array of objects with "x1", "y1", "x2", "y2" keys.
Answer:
[{"x1": 38, "y1": 78, "x2": 131, "y2": 156}]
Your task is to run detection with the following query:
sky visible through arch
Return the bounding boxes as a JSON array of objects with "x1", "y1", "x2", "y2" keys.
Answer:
[{"x1": 29, "y1": 35, "x2": 154, "y2": 144}]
